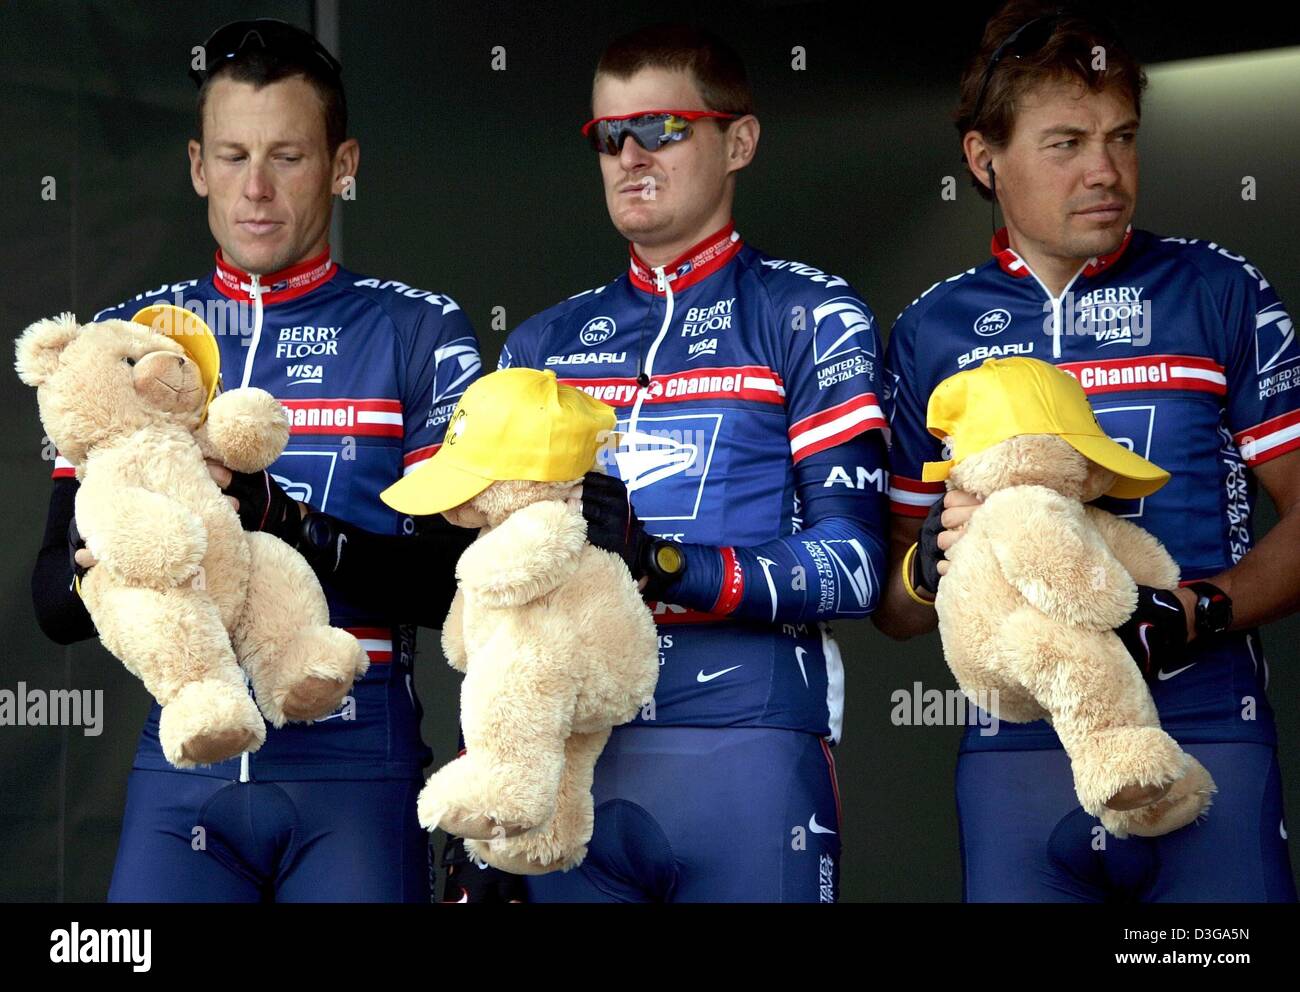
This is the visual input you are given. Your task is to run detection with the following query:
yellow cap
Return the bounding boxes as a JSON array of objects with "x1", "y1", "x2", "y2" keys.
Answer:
[
  {"x1": 380, "y1": 368, "x2": 617, "y2": 515},
  {"x1": 131, "y1": 303, "x2": 222, "y2": 420},
  {"x1": 921, "y1": 356, "x2": 1169, "y2": 499}
]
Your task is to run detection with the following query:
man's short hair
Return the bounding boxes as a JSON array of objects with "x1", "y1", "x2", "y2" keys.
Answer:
[
  {"x1": 595, "y1": 23, "x2": 754, "y2": 117},
  {"x1": 196, "y1": 38, "x2": 347, "y2": 154},
  {"x1": 955, "y1": 1, "x2": 1148, "y2": 201}
]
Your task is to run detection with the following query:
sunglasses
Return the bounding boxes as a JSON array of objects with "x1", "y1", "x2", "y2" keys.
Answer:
[
  {"x1": 968, "y1": 6, "x2": 1123, "y2": 128},
  {"x1": 189, "y1": 18, "x2": 342, "y2": 88},
  {"x1": 581, "y1": 110, "x2": 740, "y2": 155}
]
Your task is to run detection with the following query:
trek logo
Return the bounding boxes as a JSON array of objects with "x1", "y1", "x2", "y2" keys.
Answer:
[
  {"x1": 433, "y1": 336, "x2": 481, "y2": 402},
  {"x1": 681, "y1": 297, "x2": 735, "y2": 338},
  {"x1": 604, "y1": 412, "x2": 721, "y2": 520},
  {"x1": 686, "y1": 338, "x2": 719, "y2": 361},
  {"x1": 974, "y1": 308, "x2": 1011, "y2": 337},
  {"x1": 812, "y1": 297, "x2": 874, "y2": 364},
  {"x1": 579, "y1": 316, "x2": 616, "y2": 346},
  {"x1": 276, "y1": 325, "x2": 340, "y2": 360},
  {"x1": 1090, "y1": 404, "x2": 1156, "y2": 519},
  {"x1": 957, "y1": 341, "x2": 1033, "y2": 368},
  {"x1": 545, "y1": 351, "x2": 627, "y2": 366}
]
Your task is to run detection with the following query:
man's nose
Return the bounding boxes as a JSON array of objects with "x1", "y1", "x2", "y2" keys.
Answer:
[
  {"x1": 617, "y1": 133, "x2": 656, "y2": 173},
  {"x1": 1083, "y1": 142, "x2": 1121, "y2": 187},
  {"x1": 242, "y1": 159, "x2": 274, "y2": 201}
]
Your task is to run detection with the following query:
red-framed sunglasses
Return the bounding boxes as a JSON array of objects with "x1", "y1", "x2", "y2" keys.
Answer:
[{"x1": 581, "y1": 110, "x2": 740, "y2": 155}]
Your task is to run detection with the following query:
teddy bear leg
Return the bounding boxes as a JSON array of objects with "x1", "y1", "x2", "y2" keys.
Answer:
[
  {"x1": 232, "y1": 532, "x2": 369, "y2": 726},
  {"x1": 87, "y1": 582, "x2": 265, "y2": 768},
  {"x1": 416, "y1": 753, "x2": 526, "y2": 840},
  {"x1": 1000, "y1": 607, "x2": 1211, "y2": 826},
  {"x1": 419, "y1": 728, "x2": 571, "y2": 842},
  {"x1": 470, "y1": 728, "x2": 611, "y2": 875},
  {"x1": 1099, "y1": 754, "x2": 1216, "y2": 838}
]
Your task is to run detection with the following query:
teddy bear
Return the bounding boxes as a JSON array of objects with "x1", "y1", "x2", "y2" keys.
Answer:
[
  {"x1": 922, "y1": 356, "x2": 1215, "y2": 838},
  {"x1": 381, "y1": 367, "x2": 659, "y2": 874},
  {"x1": 15, "y1": 306, "x2": 369, "y2": 768}
]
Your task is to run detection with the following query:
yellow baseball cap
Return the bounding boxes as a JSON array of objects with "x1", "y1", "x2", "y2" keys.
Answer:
[
  {"x1": 921, "y1": 356, "x2": 1169, "y2": 499},
  {"x1": 380, "y1": 367, "x2": 618, "y2": 516},
  {"x1": 131, "y1": 303, "x2": 222, "y2": 419}
]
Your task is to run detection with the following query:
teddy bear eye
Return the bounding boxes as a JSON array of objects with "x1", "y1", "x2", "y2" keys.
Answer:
[{"x1": 123, "y1": 356, "x2": 136, "y2": 367}]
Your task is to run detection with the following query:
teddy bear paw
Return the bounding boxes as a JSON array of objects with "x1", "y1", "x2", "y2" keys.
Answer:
[
  {"x1": 256, "y1": 627, "x2": 369, "y2": 725},
  {"x1": 160, "y1": 679, "x2": 265, "y2": 769},
  {"x1": 1099, "y1": 757, "x2": 1217, "y2": 839},
  {"x1": 1104, "y1": 780, "x2": 1172, "y2": 811}
]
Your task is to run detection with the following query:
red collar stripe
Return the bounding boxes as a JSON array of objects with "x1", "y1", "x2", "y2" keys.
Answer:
[
  {"x1": 628, "y1": 222, "x2": 743, "y2": 294},
  {"x1": 213, "y1": 247, "x2": 337, "y2": 305},
  {"x1": 990, "y1": 226, "x2": 1133, "y2": 280}
]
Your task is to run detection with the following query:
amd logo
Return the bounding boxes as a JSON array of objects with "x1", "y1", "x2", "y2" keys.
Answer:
[{"x1": 823, "y1": 465, "x2": 887, "y2": 491}]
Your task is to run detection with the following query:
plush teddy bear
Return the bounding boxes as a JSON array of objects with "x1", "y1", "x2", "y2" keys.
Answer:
[
  {"x1": 381, "y1": 367, "x2": 659, "y2": 874},
  {"x1": 922, "y1": 356, "x2": 1215, "y2": 838},
  {"x1": 15, "y1": 306, "x2": 368, "y2": 768}
]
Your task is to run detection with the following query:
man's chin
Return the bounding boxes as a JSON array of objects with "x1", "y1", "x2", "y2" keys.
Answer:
[
  {"x1": 1061, "y1": 227, "x2": 1126, "y2": 262},
  {"x1": 222, "y1": 240, "x2": 294, "y2": 276},
  {"x1": 610, "y1": 205, "x2": 672, "y2": 243}
]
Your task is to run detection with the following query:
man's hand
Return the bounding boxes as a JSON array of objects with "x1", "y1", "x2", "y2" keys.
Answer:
[
  {"x1": 573, "y1": 472, "x2": 654, "y2": 594},
  {"x1": 1115, "y1": 585, "x2": 1191, "y2": 681},
  {"x1": 206, "y1": 459, "x2": 308, "y2": 544},
  {"x1": 911, "y1": 490, "x2": 984, "y2": 595},
  {"x1": 440, "y1": 836, "x2": 526, "y2": 903}
]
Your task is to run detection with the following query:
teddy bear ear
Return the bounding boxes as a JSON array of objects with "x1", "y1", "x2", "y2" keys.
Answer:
[{"x1": 14, "y1": 312, "x2": 81, "y2": 386}]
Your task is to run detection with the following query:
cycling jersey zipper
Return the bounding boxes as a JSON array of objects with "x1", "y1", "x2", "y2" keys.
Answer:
[
  {"x1": 238, "y1": 273, "x2": 261, "y2": 784},
  {"x1": 624, "y1": 265, "x2": 675, "y2": 463},
  {"x1": 240, "y1": 273, "x2": 264, "y2": 388},
  {"x1": 1019, "y1": 264, "x2": 1084, "y2": 359}
]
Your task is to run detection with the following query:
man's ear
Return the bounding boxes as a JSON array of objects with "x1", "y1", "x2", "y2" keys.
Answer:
[
  {"x1": 332, "y1": 138, "x2": 360, "y2": 196},
  {"x1": 188, "y1": 139, "x2": 208, "y2": 197},
  {"x1": 724, "y1": 115, "x2": 760, "y2": 175},
  {"x1": 962, "y1": 131, "x2": 995, "y2": 192},
  {"x1": 15, "y1": 312, "x2": 80, "y2": 386}
]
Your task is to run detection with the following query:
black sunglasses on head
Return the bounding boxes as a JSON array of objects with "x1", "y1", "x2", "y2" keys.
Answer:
[
  {"x1": 189, "y1": 18, "x2": 342, "y2": 88},
  {"x1": 967, "y1": 6, "x2": 1122, "y2": 129}
]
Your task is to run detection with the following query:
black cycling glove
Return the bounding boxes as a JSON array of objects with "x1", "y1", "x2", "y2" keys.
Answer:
[
  {"x1": 1115, "y1": 585, "x2": 1189, "y2": 681},
  {"x1": 912, "y1": 495, "x2": 947, "y2": 597},
  {"x1": 440, "y1": 835, "x2": 527, "y2": 903},
  {"x1": 220, "y1": 468, "x2": 303, "y2": 545}
]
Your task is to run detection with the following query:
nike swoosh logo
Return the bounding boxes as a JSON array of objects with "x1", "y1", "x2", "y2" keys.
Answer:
[
  {"x1": 697, "y1": 665, "x2": 742, "y2": 683},
  {"x1": 809, "y1": 814, "x2": 836, "y2": 835},
  {"x1": 794, "y1": 647, "x2": 809, "y2": 688},
  {"x1": 335, "y1": 532, "x2": 347, "y2": 571},
  {"x1": 1157, "y1": 663, "x2": 1196, "y2": 681}
]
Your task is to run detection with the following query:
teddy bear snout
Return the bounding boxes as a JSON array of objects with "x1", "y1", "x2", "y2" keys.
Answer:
[{"x1": 133, "y1": 351, "x2": 203, "y2": 412}]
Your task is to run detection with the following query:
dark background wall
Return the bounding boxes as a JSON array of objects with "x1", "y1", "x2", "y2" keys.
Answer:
[{"x1": 1, "y1": 0, "x2": 1297, "y2": 901}]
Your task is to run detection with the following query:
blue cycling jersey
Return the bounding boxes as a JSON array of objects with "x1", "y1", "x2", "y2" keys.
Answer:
[
  {"x1": 885, "y1": 227, "x2": 1296, "y2": 751},
  {"x1": 68, "y1": 246, "x2": 483, "y2": 779},
  {"x1": 501, "y1": 223, "x2": 890, "y2": 741}
]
